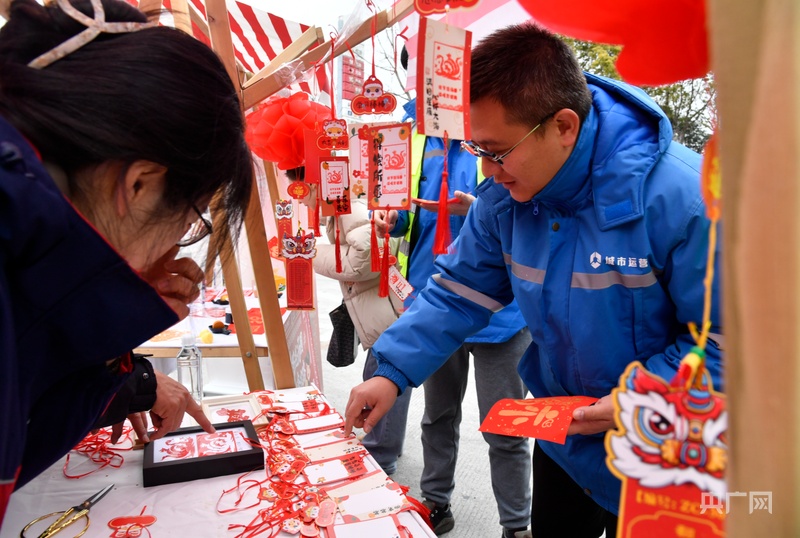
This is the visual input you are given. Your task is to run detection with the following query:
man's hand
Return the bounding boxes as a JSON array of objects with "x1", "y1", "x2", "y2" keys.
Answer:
[
  {"x1": 140, "y1": 246, "x2": 204, "y2": 318},
  {"x1": 568, "y1": 395, "x2": 616, "y2": 436},
  {"x1": 412, "y1": 190, "x2": 475, "y2": 216},
  {"x1": 373, "y1": 210, "x2": 398, "y2": 236},
  {"x1": 344, "y1": 377, "x2": 400, "y2": 435},
  {"x1": 147, "y1": 371, "x2": 215, "y2": 441}
]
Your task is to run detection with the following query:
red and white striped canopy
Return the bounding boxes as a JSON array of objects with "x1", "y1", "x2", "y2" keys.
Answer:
[{"x1": 148, "y1": 0, "x2": 331, "y2": 103}]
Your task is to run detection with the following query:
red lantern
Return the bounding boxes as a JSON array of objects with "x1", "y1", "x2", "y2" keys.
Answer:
[
  {"x1": 518, "y1": 0, "x2": 709, "y2": 86},
  {"x1": 287, "y1": 182, "x2": 311, "y2": 200},
  {"x1": 245, "y1": 93, "x2": 333, "y2": 170}
]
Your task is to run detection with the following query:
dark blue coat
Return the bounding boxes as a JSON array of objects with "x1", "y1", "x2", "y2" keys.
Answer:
[{"x1": 0, "y1": 117, "x2": 177, "y2": 518}]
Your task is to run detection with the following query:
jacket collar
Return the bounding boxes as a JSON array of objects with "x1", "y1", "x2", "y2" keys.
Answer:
[{"x1": 536, "y1": 74, "x2": 673, "y2": 230}]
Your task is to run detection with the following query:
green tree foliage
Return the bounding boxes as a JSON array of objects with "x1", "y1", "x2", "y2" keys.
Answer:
[{"x1": 562, "y1": 38, "x2": 716, "y2": 153}]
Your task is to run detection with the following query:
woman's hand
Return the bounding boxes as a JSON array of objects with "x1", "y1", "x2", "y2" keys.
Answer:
[
  {"x1": 147, "y1": 371, "x2": 215, "y2": 441},
  {"x1": 373, "y1": 210, "x2": 398, "y2": 235},
  {"x1": 140, "y1": 246, "x2": 204, "y2": 318}
]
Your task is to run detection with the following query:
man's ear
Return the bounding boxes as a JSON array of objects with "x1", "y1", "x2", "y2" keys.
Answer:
[
  {"x1": 115, "y1": 160, "x2": 168, "y2": 217},
  {"x1": 552, "y1": 109, "x2": 581, "y2": 148}
]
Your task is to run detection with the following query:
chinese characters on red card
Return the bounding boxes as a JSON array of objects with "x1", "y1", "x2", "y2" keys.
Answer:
[
  {"x1": 359, "y1": 123, "x2": 412, "y2": 211},
  {"x1": 479, "y1": 395, "x2": 598, "y2": 444}
]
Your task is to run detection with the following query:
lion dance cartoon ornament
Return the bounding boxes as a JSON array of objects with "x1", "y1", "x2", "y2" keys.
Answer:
[
  {"x1": 605, "y1": 354, "x2": 727, "y2": 537},
  {"x1": 282, "y1": 228, "x2": 316, "y2": 310}
]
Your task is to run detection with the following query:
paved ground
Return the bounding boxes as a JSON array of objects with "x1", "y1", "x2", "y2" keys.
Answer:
[{"x1": 314, "y1": 271, "x2": 528, "y2": 538}]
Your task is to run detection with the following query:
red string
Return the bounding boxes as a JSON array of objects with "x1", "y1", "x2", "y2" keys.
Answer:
[
  {"x1": 379, "y1": 226, "x2": 390, "y2": 297},
  {"x1": 63, "y1": 426, "x2": 133, "y2": 479},
  {"x1": 328, "y1": 34, "x2": 338, "y2": 118},
  {"x1": 335, "y1": 217, "x2": 343, "y2": 273},
  {"x1": 395, "y1": 25, "x2": 409, "y2": 70},
  {"x1": 216, "y1": 470, "x2": 269, "y2": 514},
  {"x1": 433, "y1": 131, "x2": 452, "y2": 255},
  {"x1": 370, "y1": 212, "x2": 381, "y2": 272}
]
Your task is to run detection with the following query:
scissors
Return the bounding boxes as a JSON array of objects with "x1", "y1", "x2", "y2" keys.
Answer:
[{"x1": 20, "y1": 484, "x2": 114, "y2": 538}]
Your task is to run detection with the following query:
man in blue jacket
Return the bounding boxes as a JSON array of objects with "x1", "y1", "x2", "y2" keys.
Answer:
[
  {"x1": 346, "y1": 23, "x2": 723, "y2": 538},
  {"x1": 365, "y1": 49, "x2": 533, "y2": 536}
]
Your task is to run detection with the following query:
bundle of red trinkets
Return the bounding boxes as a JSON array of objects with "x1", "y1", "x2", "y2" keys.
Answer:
[{"x1": 215, "y1": 386, "x2": 432, "y2": 538}]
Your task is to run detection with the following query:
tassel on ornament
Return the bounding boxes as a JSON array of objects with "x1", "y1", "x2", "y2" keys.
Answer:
[
  {"x1": 371, "y1": 212, "x2": 381, "y2": 272},
  {"x1": 310, "y1": 205, "x2": 321, "y2": 237},
  {"x1": 433, "y1": 135, "x2": 452, "y2": 255},
  {"x1": 379, "y1": 229, "x2": 390, "y2": 298},
  {"x1": 335, "y1": 216, "x2": 342, "y2": 273}
]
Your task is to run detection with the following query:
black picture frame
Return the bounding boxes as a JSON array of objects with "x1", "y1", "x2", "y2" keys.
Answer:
[{"x1": 143, "y1": 420, "x2": 264, "y2": 487}]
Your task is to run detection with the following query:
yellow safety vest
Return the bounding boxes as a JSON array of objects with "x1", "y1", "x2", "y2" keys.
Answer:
[{"x1": 397, "y1": 132, "x2": 484, "y2": 278}]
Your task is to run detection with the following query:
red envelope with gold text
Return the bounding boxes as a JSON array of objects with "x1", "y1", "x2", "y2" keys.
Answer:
[{"x1": 480, "y1": 396, "x2": 598, "y2": 444}]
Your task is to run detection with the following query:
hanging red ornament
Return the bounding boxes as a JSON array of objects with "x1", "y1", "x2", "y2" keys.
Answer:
[
  {"x1": 245, "y1": 92, "x2": 333, "y2": 170},
  {"x1": 517, "y1": 0, "x2": 709, "y2": 86},
  {"x1": 287, "y1": 182, "x2": 310, "y2": 200},
  {"x1": 370, "y1": 212, "x2": 380, "y2": 272},
  {"x1": 378, "y1": 228, "x2": 392, "y2": 298},
  {"x1": 432, "y1": 133, "x2": 452, "y2": 255},
  {"x1": 334, "y1": 217, "x2": 343, "y2": 273}
]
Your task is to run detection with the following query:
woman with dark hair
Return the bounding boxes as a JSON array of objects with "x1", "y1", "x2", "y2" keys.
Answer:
[{"x1": 0, "y1": 0, "x2": 253, "y2": 520}]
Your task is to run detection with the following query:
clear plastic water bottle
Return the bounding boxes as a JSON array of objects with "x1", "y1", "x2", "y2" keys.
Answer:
[{"x1": 176, "y1": 334, "x2": 203, "y2": 402}]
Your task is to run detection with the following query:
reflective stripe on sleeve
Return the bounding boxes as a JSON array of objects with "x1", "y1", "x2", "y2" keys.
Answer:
[
  {"x1": 432, "y1": 274, "x2": 505, "y2": 312},
  {"x1": 571, "y1": 271, "x2": 657, "y2": 290}
]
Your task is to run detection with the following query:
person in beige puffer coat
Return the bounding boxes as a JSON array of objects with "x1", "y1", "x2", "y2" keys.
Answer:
[
  {"x1": 313, "y1": 197, "x2": 403, "y2": 348},
  {"x1": 289, "y1": 168, "x2": 411, "y2": 474}
]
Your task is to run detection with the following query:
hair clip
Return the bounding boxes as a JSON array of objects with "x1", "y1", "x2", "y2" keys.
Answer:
[{"x1": 28, "y1": 0, "x2": 155, "y2": 69}]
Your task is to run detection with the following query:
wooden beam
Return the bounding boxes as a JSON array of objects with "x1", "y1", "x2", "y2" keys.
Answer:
[
  {"x1": 710, "y1": 0, "x2": 800, "y2": 534},
  {"x1": 205, "y1": 0, "x2": 240, "y2": 90},
  {"x1": 136, "y1": 346, "x2": 268, "y2": 359},
  {"x1": 244, "y1": 166, "x2": 295, "y2": 389},
  {"x1": 170, "y1": 0, "x2": 192, "y2": 34},
  {"x1": 244, "y1": 26, "x2": 325, "y2": 90},
  {"x1": 215, "y1": 233, "x2": 266, "y2": 392},
  {"x1": 0, "y1": 0, "x2": 10, "y2": 20},
  {"x1": 138, "y1": 0, "x2": 162, "y2": 16},
  {"x1": 242, "y1": 0, "x2": 414, "y2": 109},
  {"x1": 188, "y1": 1, "x2": 210, "y2": 38}
]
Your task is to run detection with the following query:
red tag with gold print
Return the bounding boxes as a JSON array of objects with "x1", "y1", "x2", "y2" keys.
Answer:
[
  {"x1": 479, "y1": 396, "x2": 598, "y2": 444},
  {"x1": 282, "y1": 228, "x2": 316, "y2": 310}
]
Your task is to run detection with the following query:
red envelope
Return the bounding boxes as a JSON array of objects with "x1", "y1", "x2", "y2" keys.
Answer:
[{"x1": 479, "y1": 396, "x2": 598, "y2": 444}]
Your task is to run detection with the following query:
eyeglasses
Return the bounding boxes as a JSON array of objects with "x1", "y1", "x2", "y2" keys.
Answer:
[
  {"x1": 176, "y1": 204, "x2": 213, "y2": 247},
  {"x1": 461, "y1": 113, "x2": 554, "y2": 166}
]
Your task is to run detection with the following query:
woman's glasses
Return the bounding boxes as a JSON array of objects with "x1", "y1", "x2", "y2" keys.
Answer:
[{"x1": 177, "y1": 205, "x2": 213, "y2": 247}]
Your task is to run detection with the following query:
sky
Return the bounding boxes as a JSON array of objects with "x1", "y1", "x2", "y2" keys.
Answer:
[{"x1": 255, "y1": 0, "x2": 396, "y2": 32}]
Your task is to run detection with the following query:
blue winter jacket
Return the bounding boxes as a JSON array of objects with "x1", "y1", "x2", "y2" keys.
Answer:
[
  {"x1": 371, "y1": 74, "x2": 723, "y2": 513},
  {"x1": 392, "y1": 99, "x2": 526, "y2": 343},
  {"x1": 0, "y1": 117, "x2": 177, "y2": 516}
]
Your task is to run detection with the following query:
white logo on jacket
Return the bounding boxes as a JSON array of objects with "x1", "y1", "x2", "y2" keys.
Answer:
[{"x1": 589, "y1": 252, "x2": 650, "y2": 269}]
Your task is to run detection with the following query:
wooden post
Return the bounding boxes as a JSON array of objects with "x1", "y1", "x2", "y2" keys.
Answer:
[
  {"x1": 710, "y1": 0, "x2": 800, "y2": 533},
  {"x1": 205, "y1": 0, "x2": 239, "y2": 91},
  {"x1": 214, "y1": 235, "x2": 266, "y2": 392},
  {"x1": 245, "y1": 164, "x2": 295, "y2": 389},
  {"x1": 169, "y1": 0, "x2": 192, "y2": 34}
]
